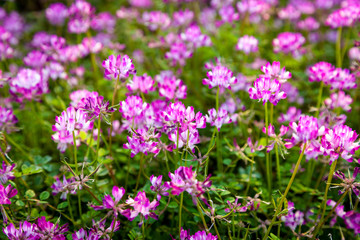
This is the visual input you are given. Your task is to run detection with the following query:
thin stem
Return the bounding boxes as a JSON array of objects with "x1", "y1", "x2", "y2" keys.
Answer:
[
  {"x1": 72, "y1": 131, "x2": 78, "y2": 174},
  {"x1": 85, "y1": 187, "x2": 102, "y2": 204},
  {"x1": 109, "y1": 76, "x2": 120, "y2": 156},
  {"x1": 78, "y1": 192, "x2": 82, "y2": 222},
  {"x1": 95, "y1": 117, "x2": 101, "y2": 163},
  {"x1": 213, "y1": 219, "x2": 222, "y2": 240},
  {"x1": 87, "y1": 31, "x2": 99, "y2": 89},
  {"x1": 245, "y1": 157, "x2": 254, "y2": 196},
  {"x1": 275, "y1": 144, "x2": 281, "y2": 186},
  {"x1": 196, "y1": 199, "x2": 209, "y2": 232},
  {"x1": 336, "y1": 27, "x2": 342, "y2": 68},
  {"x1": 4, "y1": 133, "x2": 33, "y2": 162},
  {"x1": 204, "y1": 127, "x2": 217, "y2": 178},
  {"x1": 179, "y1": 192, "x2": 184, "y2": 238},
  {"x1": 264, "y1": 102, "x2": 271, "y2": 197},
  {"x1": 262, "y1": 143, "x2": 307, "y2": 240},
  {"x1": 67, "y1": 197, "x2": 74, "y2": 222},
  {"x1": 216, "y1": 86, "x2": 223, "y2": 173},
  {"x1": 311, "y1": 159, "x2": 338, "y2": 239},
  {"x1": 135, "y1": 154, "x2": 144, "y2": 192},
  {"x1": 315, "y1": 81, "x2": 324, "y2": 118}
]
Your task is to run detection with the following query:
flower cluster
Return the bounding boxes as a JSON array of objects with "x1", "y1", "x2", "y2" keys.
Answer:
[
  {"x1": 102, "y1": 54, "x2": 136, "y2": 80},
  {"x1": 273, "y1": 32, "x2": 305, "y2": 57},
  {"x1": 236, "y1": 35, "x2": 258, "y2": 55},
  {"x1": 203, "y1": 65, "x2": 237, "y2": 89}
]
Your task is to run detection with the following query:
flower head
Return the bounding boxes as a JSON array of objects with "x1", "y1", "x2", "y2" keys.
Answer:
[
  {"x1": 205, "y1": 108, "x2": 232, "y2": 131},
  {"x1": 3, "y1": 221, "x2": 38, "y2": 240},
  {"x1": 46, "y1": 3, "x2": 68, "y2": 26},
  {"x1": 0, "y1": 106, "x2": 17, "y2": 133},
  {"x1": 35, "y1": 216, "x2": 69, "y2": 240},
  {"x1": 150, "y1": 175, "x2": 170, "y2": 201},
  {"x1": 260, "y1": 61, "x2": 291, "y2": 83},
  {"x1": 285, "y1": 115, "x2": 321, "y2": 148},
  {"x1": 203, "y1": 65, "x2": 237, "y2": 89},
  {"x1": 248, "y1": 76, "x2": 286, "y2": 105},
  {"x1": 102, "y1": 54, "x2": 136, "y2": 80},
  {"x1": 126, "y1": 191, "x2": 159, "y2": 226},
  {"x1": 236, "y1": 35, "x2": 258, "y2": 55},
  {"x1": 127, "y1": 73, "x2": 155, "y2": 94},
  {"x1": 0, "y1": 184, "x2": 17, "y2": 205},
  {"x1": 273, "y1": 32, "x2": 305, "y2": 57},
  {"x1": 0, "y1": 161, "x2": 15, "y2": 184}
]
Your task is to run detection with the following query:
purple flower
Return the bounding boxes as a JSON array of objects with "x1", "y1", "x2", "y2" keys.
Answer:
[
  {"x1": 344, "y1": 211, "x2": 360, "y2": 235},
  {"x1": 119, "y1": 95, "x2": 148, "y2": 121},
  {"x1": 169, "y1": 166, "x2": 212, "y2": 205},
  {"x1": 90, "y1": 219, "x2": 120, "y2": 239},
  {"x1": 297, "y1": 17, "x2": 320, "y2": 31},
  {"x1": 172, "y1": 9, "x2": 194, "y2": 27},
  {"x1": 0, "y1": 106, "x2": 18, "y2": 133},
  {"x1": 278, "y1": 5, "x2": 301, "y2": 20},
  {"x1": 179, "y1": 228, "x2": 218, "y2": 240},
  {"x1": 51, "y1": 175, "x2": 76, "y2": 200},
  {"x1": 333, "y1": 167, "x2": 360, "y2": 196},
  {"x1": 3, "y1": 221, "x2": 38, "y2": 240},
  {"x1": 262, "y1": 124, "x2": 289, "y2": 153},
  {"x1": 321, "y1": 125, "x2": 360, "y2": 164},
  {"x1": 324, "y1": 91, "x2": 353, "y2": 112},
  {"x1": 307, "y1": 61, "x2": 335, "y2": 84},
  {"x1": 45, "y1": 3, "x2": 68, "y2": 26},
  {"x1": 0, "y1": 161, "x2": 15, "y2": 185},
  {"x1": 127, "y1": 73, "x2": 155, "y2": 94},
  {"x1": 129, "y1": 0, "x2": 153, "y2": 8},
  {"x1": 180, "y1": 25, "x2": 212, "y2": 48},
  {"x1": 248, "y1": 76, "x2": 286, "y2": 105},
  {"x1": 203, "y1": 65, "x2": 237, "y2": 89},
  {"x1": 168, "y1": 128, "x2": 200, "y2": 150},
  {"x1": 329, "y1": 68, "x2": 357, "y2": 90},
  {"x1": 150, "y1": 175, "x2": 170, "y2": 200},
  {"x1": 218, "y1": 5, "x2": 239, "y2": 25},
  {"x1": 165, "y1": 42, "x2": 193, "y2": 67},
  {"x1": 23, "y1": 50, "x2": 47, "y2": 69},
  {"x1": 52, "y1": 107, "x2": 93, "y2": 133},
  {"x1": 123, "y1": 128, "x2": 160, "y2": 157},
  {"x1": 225, "y1": 197, "x2": 248, "y2": 213},
  {"x1": 34, "y1": 216, "x2": 68, "y2": 240},
  {"x1": 72, "y1": 228, "x2": 100, "y2": 240},
  {"x1": 281, "y1": 83, "x2": 303, "y2": 104},
  {"x1": 90, "y1": 12, "x2": 115, "y2": 33},
  {"x1": 69, "y1": 89, "x2": 91, "y2": 107},
  {"x1": 260, "y1": 61, "x2": 291, "y2": 83},
  {"x1": 68, "y1": 18, "x2": 90, "y2": 34},
  {"x1": 273, "y1": 32, "x2": 305, "y2": 57},
  {"x1": 157, "y1": 73, "x2": 187, "y2": 100},
  {"x1": 280, "y1": 202, "x2": 304, "y2": 231},
  {"x1": 102, "y1": 54, "x2": 136, "y2": 80},
  {"x1": 278, "y1": 106, "x2": 301, "y2": 123},
  {"x1": 236, "y1": 35, "x2": 258, "y2": 55},
  {"x1": 205, "y1": 108, "x2": 232, "y2": 131},
  {"x1": 126, "y1": 191, "x2": 159, "y2": 225},
  {"x1": 91, "y1": 185, "x2": 128, "y2": 217},
  {"x1": 142, "y1": 11, "x2": 171, "y2": 31},
  {"x1": 9, "y1": 69, "x2": 45, "y2": 102},
  {"x1": 0, "y1": 184, "x2": 17, "y2": 205},
  {"x1": 325, "y1": 5, "x2": 360, "y2": 28},
  {"x1": 326, "y1": 199, "x2": 346, "y2": 226},
  {"x1": 76, "y1": 92, "x2": 114, "y2": 121},
  {"x1": 247, "y1": 137, "x2": 264, "y2": 153},
  {"x1": 285, "y1": 115, "x2": 321, "y2": 149}
]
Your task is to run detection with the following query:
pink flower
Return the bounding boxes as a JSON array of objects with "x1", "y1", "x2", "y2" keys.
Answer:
[
  {"x1": 236, "y1": 35, "x2": 258, "y2": 55},
  {"x1": 172, "y1": 9, "x2": 194, "y2": 27},
  {"x1": 307, "y1": 61, "x2": 335, "y2": 84},
  {"x1": 169, "y1": 166, "x2": 212, "y2": 205},
  {"x1": 218, "y1": 5, "x2": 239, "y2": 25},
  {"x1": 76, "y1": 92, "x2": 114, "y2": 121},
  {"x1": 157, "y1": 72, "x2": 187, "y2": 100},
  {"x1": 150, "y1": 175, "x2": 170, "y2": 200},
  {"x1": 68, "y1": 18, "x2": 90, "y2": 34},
  {"x1": 51, "y1": 175, "x2": 76, "y2": 200},
  {"x1": 127, "y1": 73, "x2": 155, "y2": 94},
  {"x1": 142, "y1": 11, "x2": 171, "y2": 31},
  {"x1": 278, "y1": 5, "x2": 301, "y2": 20},
  {"x1": 3, "y1": 221, "x2": 38, "y2": 240},
  {"x1": 69, "y1": 89, "x2": 91, "y2": 107},
  {"x1": 91, "y1": 185, "x2": 128, "y2": 217},
  {"x1": 329, "y1": 68, "x2": 357, "y2": 90},
  {"x1": 324, "y1": 91, "x2": 353, "y2": 112},
  {"x1": 52, "y1": 107, "x2": 93, "y2": 133},
  {"x1": 260, "y1": 61, "x2": 291, "y2": 83},
  {"x1": 35, "y1": 216, "x2": 69, "y2": 240},
  {"x1": 273, "y1": 32, "x2": 305, "y2": 57},
  {"x1": 23, "y1": 50, "x2": 47, "y2": 69},
  {"x1": 90, "y1": 12, "x2": 115, "y2": 33},
  {"x1": 45, "y1": 3, "x2": 68, "y2": 26},
  {"x1": 123, "y1": 128, "x2": 160, "y2": 157},
  {"x1": 72, "y1": 228, "x2": 100, "y2": 240},
  {"x1": 280, "y1": 202, "x2": 304, "y2": 231},
  {"x1": 119, "y1": 95, "x2": 148, "y2": 120},
  {"x1": 165, "y1": 42, "x2": 193, "y2": 67},
  {"x1": 203, "y1": 65, "x2": 237, "y2": 89},
  {"x1": 0, "y1": 161, "x2": 15, "y2": 185},
  {"x1": 297, "y1": 17, "x2": 320, "y2": 31},
  {"x1": 0, "y1": 184, "x2": 17, "y2": 205},
  {"x1": 179, "y1": 228, "x2": 218, "y2": 240},
  {"x1": 321, "y1": 125, "x2": 360, "y2": 164},
  {"x1": 0, "y1": 106, "x2": 17, "y2": 133},
  {"x1": 180, "y1": 25, "x2": 212, "y2": 48},
  {"x1": 325, "y1": 5, "x2": 360, "y2": 28},
  {"x1": 102, "y1": 54, "x2": 136, "y2": 80},
  {"x1": 248, "y1": 76, "x2": 286, "y2": 105},
  {"x1": 205, "y1": 108, "x2": 232, "y2": 131},
  {"x1": 126, "y1": 191, "x2": 159, "y2": 225},
  {"x1": 168, "y1": 128, "x2": 200, "y2": 150},
  {"x1": 225, "y1": 197, "x2": 248, "y2": 213},
  {"x1": 262, "y1": 124, "x2": 289, "y2": 153},
  {"x1": 278, "y1": 106, "x2": 301, "y2": 123}
]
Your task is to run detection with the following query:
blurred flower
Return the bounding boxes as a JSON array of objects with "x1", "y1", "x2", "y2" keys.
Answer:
[
  {"x1": 236, "y1": 35, "x2": 258, "y2": 55},
  {"x1": 278, "y1": 106, "x2": 301, "y2": 123},
  {"x1": 51, "y1": 175, "x2": 76, "y2": 200},
  {"x1": 0, "y1": 106, "x2": 17, "y2": 133},
  {"x1": 35, "y1": 216, "x2": 69, "y2": 240},
  {"x1": 3, "y1": 221, "x2": 38, "y2": 240},
  {"x1": 280, "y1": 202, "x2": 304, "y2": 231},
  {"x1": 157, "y1": 72, "x2": 187, "y2": 100},
  {"x1": 179, "y1": 228, "x2": 218, "y2": 240},
  {"x1": 72, "y1": 228, "x2": 100, "y2": 240},
  {"x1": 142, "y1": 11, "x2": 171, "y2": 31},
  {"x1": 262, "y1": 124, "x2": 289, "y2": 155},
  {"x1": 90, "y1": 12, "x2": 115, "y2": 33},
  {"x1": 325, "y1": 5, "x2": 360, "y2": 28},
  {"x1": 172, "y1": 9, "x2": 194, "y2": 27},
  {"x1": 333, "y1": 167, "x2": 360, "y2": 196},
  {"x1": 206, "y1": 108, "x2": 232, "y2": 131},
  {"x1": 260, "y1": 61, "x2": 291, "y2": 83},
  {"x1": 127, "y1": 73, "x2": 155, "y2": 94},
  {"x1": 103, "y1": 54, "x2": 136, "y2": 80},
  {"x1": 181, "y1": 25, "x2": 212, "y2": 49},
  {"x1": 324, "y1": 91, "x2": 353, "y2": 112},
  {"x1": 297, "y1": 17, "x2": 320, "y2": 31},
  {"x1": 23, "y1": 50, "x2": 47, "y2": 69},
  {"x1": 45, "y1": 3, "x2": 68, "y2": 26},
  {"x1": 308, "y1": 61, "x2": 335, "y2": 84},
  {"x1": 0, "y1": 161, "x2": 15, "y2": 185},
  {"x1": 0, "y1": 184, "x2": 17, "y2": 205},
  {"x1": 273, "y1": 32, "x2": 305, "y2": 57},
  {"x1": 329, "y1": 68, "x2": 357, "y2": 90},
  {"x1": 165, "y1": 42, "x2": 193, "y2": 67}
]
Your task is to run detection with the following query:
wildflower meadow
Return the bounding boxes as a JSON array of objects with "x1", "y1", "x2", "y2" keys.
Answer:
[{"x1": 1, "y1": 0, "x2": 360, "y2": 239}]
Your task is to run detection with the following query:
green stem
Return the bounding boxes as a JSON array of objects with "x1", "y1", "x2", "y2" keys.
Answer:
[
  {"x1": 4, "y1": 133, "x2": 33, "y2": 162},
  {"x1": 215, "y1": 87, "x2": 222, "y2": 173},
  {"x1": 135, "y1": 154, "x2": 144, "y2": 192},
  {"x1": 315, "y1": 81, "x2": 324, "y2": 118},
  {"x1": 72, "y1": 131, "x2": 78, "y2": 174},
  {"x1": 213, "y1": 219, "x2": 222, "y2": 240},
  {"x1": 78, "y1": 191, "x2": 82, "y2": 222},
  {"x1": 196, "y1": 199, "x2": 209, "y2": 232},
  {"x1": 67, "y1": 197, "x2": 74, "y2": 222},
  {"x1": 95, "y1": 117, "x2": 101, "y2": 163},
  {"x1": 245, "y1": 157, "x2": 254, "y2": 196},
  {"x1": 179, "y1": 192, "x2": 184, "y2": 238},
  {"x1": 265, "y1": 102, "x2": 271, "y2": 197},
  {"x1": 109, "y1": 76, "x2": 120, "y2": 156},
  {"x1": 86, "y1": 31, "x2": 99, "y2": 89},
  {"x1": 336, "y1": 27, "x2": 342, "y2": 68},
  {"x1": 262, "y1": 143, "x2": 307, "y2": 240},
  {"x1": 204, "y1": 127, "x2": 217, "y2": 178},
  {"x1": 275, "y1": 144, "x2": 281, "y2": 186},
  {"x1": 311, "y1": 159, "x2": 338, "y2": 239}
]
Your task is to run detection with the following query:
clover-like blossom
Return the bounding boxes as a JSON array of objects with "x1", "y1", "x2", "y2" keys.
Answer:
[
  {"x1": 168, "y1": 128, "x2": 200, "y2": 151},
  {"x1": 224, "y1": 197, "x2": 248, "y2": 213},
  {"x1": 329, "y1": 68, "x2": 357, "y2": 90},
  {"x1": 124, "y1": 128, "x2": 160, "y2": 157},
  {"x1": 278, "y1": 106, "x2": 301, "y2": 123},
  {"x1": 324, "y1": 91, "x2": 353, "y2": 112},
  {"x1": 262, "y1": 124, "x2": 289, "y2": 155},
  {"x1": 260, "y1": 61, "x2": 291, "y2": 83},
  {"x1": 285, "y1": 115, "x2": 321, "y2": 149},
  {"x1": 179, "y1": 228, "x2": 218, "y2": 240},
  {"x1": 52, "y1": 107, "x2": 93, "y2": 133},
  {"x1": 0, "y1": 184, "x2": 17, "y2": 205},
  {"x1": 9, "y1": 68, "x2": 46, "y2": 102},
  {"x1": 150, "y1": 175, "x2": 170, "y2": 201},
  {"x1": 247, "y1": 137, "x2": 264, "y2": 153},
  {"x1": 3, "y1": 221, "x2": 38, "y2": 240},
  {"x1": 273, "y1": 32, "x2": 305, "y2": 56},
  {"x1": 169, "y1": 166, "x2": 212, "y2": 205},
  {"x1": 90, "y1": 219, "x2": 120, "y2": 239},
  {"x1": 278, "y1": 5, "x2": 301, "y2": 20},
  {"x1": 280, "y1": 202, "x2": 305, "y2": 231},
  {"x1": 321, "y1": 125, "x2": 360, "y2": 164},
  {"x1": 127, "y1": 73, "x2": 155, "y2": 94},
  {"x1": 344, "y1": 211, "x2": 360, "y2": 235},
  {"x1": 236, "y1": 35, "x2": 258, "y2": 55},
  {"x1": 91, "y1": 185, "x2": 128, "y2": 218},
  {"x1": 34, "y1": 216, "x2": 69, "y2": 240},
  {"x1": 218, "y1": 5, "x2": 239, "y2": 25},
  {"x1": 142, "y1": 11, "x2": 171, "y2": 31},
  {"x1": 90, "y1": 12, "x2": 115, "y2": 33},
  {"x1": 203, "y1": 65, "x2": 237, "y2": 89},
  {"x1": 325, "y1": 5, "x2": 360, "y2": 28},
  {"x1": 326, "y1": 199, "x2": 347, "y2": 227},
  {"x1": 0, "y1": 161, "x2": 15, "y2": 184},
  {"x1": 297, "y1": 17, "x2": 320, "y2": 31},
  {"x1": 72, "y1": 228, "x2": 100, "y2": 240},
  {"x1": 0, "y1": 106, "x2": 18, "y2": 133},
  {"x1": 119, "y1": 95, "x2": 148, "y2": 121},
  {"x1": 23, "y1": 50, "x2": 47, "y2": 69},
  {"x1": 69, "y1": 89, "x2": 91, "y2": 107},
  {"x1": 102, "y1": 54, "x2": 136, "y2": 80},
  {"x1": 205, "y1": 108, "x2": 232, "y2": 131},
  {"x1": 51, "y1": 175, "x2": 76, "y2": 200},
  {"x1": 172, "y1": 9, "x2": 194, "y2": 27},
  {"x1": 165, "y1": 42, "x2": 193, "y2": 67},
  {"x1": 126, "y1": 191, "x2": 159, "y2": 226},
  {"x1": 248, "y1": 76, "x2": 286, "y2": 105},
  {"x1": 333, "y1": 167, "x2": 360, "y2": 197},
  {"x1": 157, "y1": 73, "x2": 187, "y2": 100},
  {"x1": 76, "y1": 91, "x2": 114, "y2": 122},
  {"x1": 45, "y1": 3, "x2": 68, "y2": 26},
  {"x1": 180, "y1": 25, "x2": 212, "y2": 49}
]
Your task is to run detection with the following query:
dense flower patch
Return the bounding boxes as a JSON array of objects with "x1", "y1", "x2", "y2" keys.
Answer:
[{"x1": 0, "y1": 0, "x2": 360, "y2": 239}]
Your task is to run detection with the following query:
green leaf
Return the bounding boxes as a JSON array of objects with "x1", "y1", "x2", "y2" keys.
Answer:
[
  {"x1": 25, "y1": 189, "x2": 36, "y2": 199},
  {"x1": 39, "y1": 191, "x2": 50, "y2": 201},
  {"x1": 223, "y1": 158, "x2": 232, "y2": 166},
  {"x1": 269, "y1": 233, "x2": 280, "y2": 240},
  {"x1": 16, "y1": 200, "x2": 25, "y2": 207},
  {"x1": 34, "y1": 155, "x2": 52, "y2": 165},
  {"x1": 57, "y1": 202, "x2": 68, "y2": 209},
  {"x1": 168, "y1": 202, "x2": 178, "y2": 208}
]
